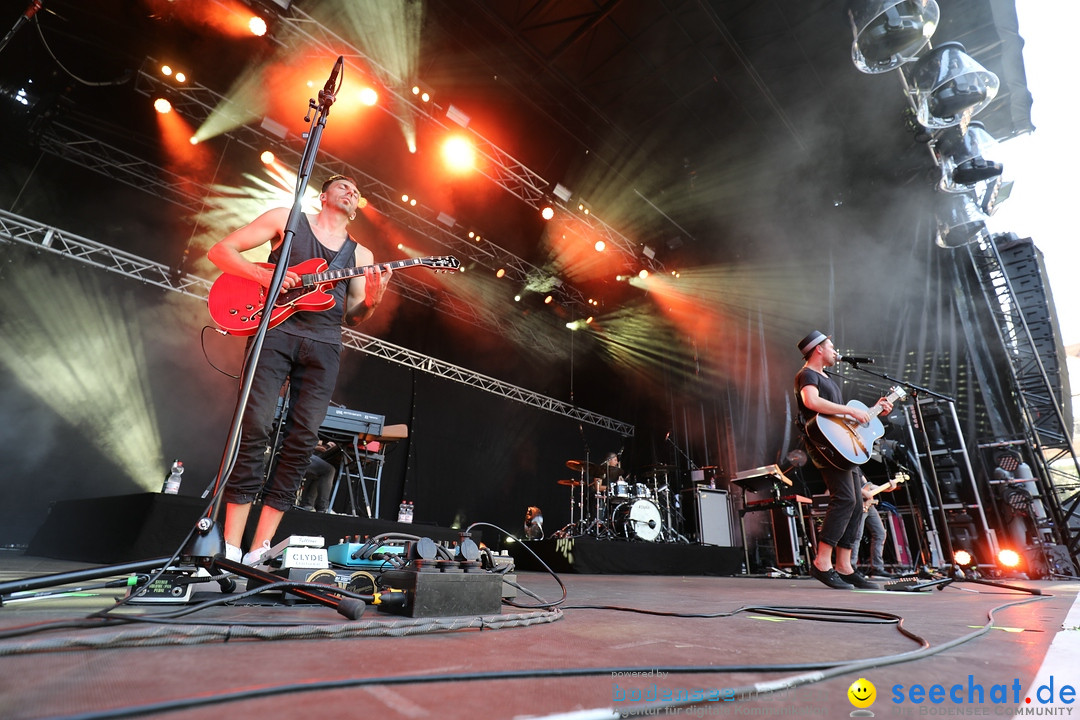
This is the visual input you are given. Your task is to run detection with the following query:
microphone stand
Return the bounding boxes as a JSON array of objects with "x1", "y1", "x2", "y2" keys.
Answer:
[
  {"x1": 841, "y1": 360, "x2": 1040, "y2": 596},
  {"x1": 1, "y1": 58, "x2": 370, "y2": 617},
  {"x1": 662, "y1": 434, "x2": 692, "y2": 542}
]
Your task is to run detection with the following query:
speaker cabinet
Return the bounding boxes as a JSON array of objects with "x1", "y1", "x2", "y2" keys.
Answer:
[{"x1": 693, "y1": 488, "x2": 735, "y2": 546}]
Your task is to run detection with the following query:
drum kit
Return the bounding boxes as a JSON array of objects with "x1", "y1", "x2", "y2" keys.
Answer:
[{"x1": 553, "y1": 459, "x2": 682, "y2": 542}]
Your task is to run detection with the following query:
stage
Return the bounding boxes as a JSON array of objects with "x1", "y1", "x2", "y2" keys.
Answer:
[
  {"x1": 0, "y1": 549, "x2": 1076, "y2": 719},
  {"x1": 509, "y1": 537, "x2": 744, "y2": 576}
]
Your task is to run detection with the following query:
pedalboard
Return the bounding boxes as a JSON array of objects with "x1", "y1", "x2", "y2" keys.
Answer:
[
  {"x1": 377, "y1": 565, "x2": 503, "y2": 618},
  {"x1": 327, "y1": 538, "x2": 409, "y2": 569},
  {"x1": 245, "y1": 566, "x2": 378, "y2": 595}
]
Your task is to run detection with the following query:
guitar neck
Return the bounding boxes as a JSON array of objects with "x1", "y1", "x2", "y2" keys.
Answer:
[{"x1": 305, "y1": 257, "x2": 427, "y2": 285}]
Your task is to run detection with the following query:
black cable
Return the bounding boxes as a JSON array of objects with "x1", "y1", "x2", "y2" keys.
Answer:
[
  {"x1": 465, "y1": 521, "x2": 567, "y2": 609},
  {"x1": 199, "y1": 325, "x2": 241, "y2": 380},
  {"x1": 563, "y1": 603, "x2": 907, "y2": 624},
  {"x1": 31, "y1": 594, "x2": 1048, "y2": 720},
  {"x1": 0, "y1": 578, "x2": 382, "y2": 641}
]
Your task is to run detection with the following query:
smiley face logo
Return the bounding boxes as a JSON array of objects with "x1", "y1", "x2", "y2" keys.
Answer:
[{"x1": 848, "y1": 678, "x2": 876, "y2": 709}]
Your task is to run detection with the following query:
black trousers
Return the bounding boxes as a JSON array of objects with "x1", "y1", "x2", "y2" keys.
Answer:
[
  {"x1": 817, "y1": 464, "x2": 862, "y2": 550},
  {"x1": 224, "y1": 331, "x2": 341, "y2": 512}
]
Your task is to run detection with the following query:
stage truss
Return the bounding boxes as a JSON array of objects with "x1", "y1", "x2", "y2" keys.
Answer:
[{"x1": 0, "y1": 208, "x2": 634, "y2": 436}]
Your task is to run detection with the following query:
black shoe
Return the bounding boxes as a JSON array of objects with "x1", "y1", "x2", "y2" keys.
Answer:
[
  {"x1": 810, "y1": 565, "x2": 855, "y2": 590},
  {"x1": 839, "y1": 570, "x2": 881, "y2": 590},
  {"x1": 867, "y1": 568, "x2": 895, "y2": 579}
]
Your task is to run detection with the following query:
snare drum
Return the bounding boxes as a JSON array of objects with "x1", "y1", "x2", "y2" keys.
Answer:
[
  {"x1": 611, "y1": 499, "x2": 662, "y2": 542},
  {"x1": 611, "y1": 479, "x2": 630, "y2": 498},
  {"x1": 631, "y1": 482, "x2": 652, "y2": 500}
]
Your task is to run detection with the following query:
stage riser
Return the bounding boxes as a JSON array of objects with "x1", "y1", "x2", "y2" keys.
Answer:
[
  {"x1": 27, "y1": 493, "x2": 462, "y2": 564},
  {"x1": 509, "y1": 538, "x2": 743, "y2": 576}
]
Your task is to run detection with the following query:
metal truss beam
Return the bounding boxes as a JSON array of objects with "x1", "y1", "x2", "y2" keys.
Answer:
[
  {"x1": 341, "y1": 328, "x2": 634, "y2": 436},
  {"x1": 965, "y1": 235, "x2": 1080, "y2": 568},
  {"x1": 0, "y1": 209, "x2": 632, "y2": 435},
  {"x1": 37, "y1": 122, "x2": 208, "y2": 215}
]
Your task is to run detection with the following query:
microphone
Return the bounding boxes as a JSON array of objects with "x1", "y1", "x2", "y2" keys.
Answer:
[
  {"x1": 664, "y1": 431, "x2": 671, "y2": 440},
  {"x1": 319, "y1": 56, "x2": 344, "y2": 102},
  {"x1": 838, "y1": 354, "x2": 874, "y2": 366}
]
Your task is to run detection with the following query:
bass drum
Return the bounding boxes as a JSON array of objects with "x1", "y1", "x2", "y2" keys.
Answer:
[{"x1": 611, "y1": 499, "x2": 662, "y2": 542}]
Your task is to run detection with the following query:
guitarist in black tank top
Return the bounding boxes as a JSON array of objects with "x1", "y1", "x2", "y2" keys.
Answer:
[
  {"x1": 208, "y1": 175, "x2": 392, "y2": 565},
  {"x1": 794, "y1": 331, "x2": 893, "y2": 590}
]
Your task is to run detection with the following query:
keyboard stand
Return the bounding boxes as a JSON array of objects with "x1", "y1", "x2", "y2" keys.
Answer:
[{"x1": 327, "y1": 425, "x2": 408, "y2": 518}]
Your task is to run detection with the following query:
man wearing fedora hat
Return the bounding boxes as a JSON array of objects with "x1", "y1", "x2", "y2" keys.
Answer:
[{"x1": 795, "y1": 330, "x2": 893, "y2": 590}]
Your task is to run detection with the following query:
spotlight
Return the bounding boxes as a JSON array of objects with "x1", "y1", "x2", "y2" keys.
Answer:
[
  {"x1": 908, "y1": 42, "x2": 999, "y2": 129},
  {"x1": 260, "y1": 150, "x2": 275, "y2": 164},
  {"x1": 446, "y1": 104, "x2": 470, "y2": 128},
  {"x1": 495, "y1": 268, "x2": 505, "y2": 278},
  {"x1": 358, "y1": 87, "x2": 378, "y2": 106},
  {"x1": 411, "y1": 83, "x2": 432, "y2": 103},
  {"x1": 544, "y1": 295, "x2": 553, "y2": 304},
  {"x1": 953, "y1": 549, "x2": 973, "y2": 567},
  {"x1": 174, "y1": 72, "x2": 186, "y2": 84},
  {"x1": 441, "y1": 135, "x2": 475, "y2": 173},
  {"x1": 248, "y1": 16, "x2": 267, "y2": 37},
  {"x1": 153, "y1": 97, "x2": 172, "y2": 114},
  {"x1": 997, "y1": 548, "x2": 1022, "y2": 569},
  {"x1": 935, "y1": 193, "x2": 987, "y2": 248},
  {"x1": 540, "y1": 204, "x2": 555, "y2": 221},
  {"x1": 933, "y1": 121, "x2": 1003, "y2": 191},
  {"x1": 849, "y1": 0, "x2": 939, "y2": 74},
  {"x1": 260, "y1": 116, "x2": 288, "y2": 139},
  {"x1": 594, "y1": 240, "x2": 605, "y2": 252},
  {"x1": 638, "y1": 269, "x2": 649, "y2": 280},
  {"x1": 160, "y1": 65, "x2": 173, "y2": 77}
]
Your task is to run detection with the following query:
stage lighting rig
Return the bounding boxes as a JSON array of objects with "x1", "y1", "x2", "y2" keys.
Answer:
[
  {"x1": 932, "y1": 121, "x2": 1003, "y2": 192},
  {"x1": 907, "y1": 42, "x2": 999, "y2": 129},
  {"x1": 849, "y1": 0, "x2": 939, "y2": 74}
]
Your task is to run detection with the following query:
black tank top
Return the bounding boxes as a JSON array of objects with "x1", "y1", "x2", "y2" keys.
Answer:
[{"x1": 269, "y1": 214, "x2": 357, "y2": 345}]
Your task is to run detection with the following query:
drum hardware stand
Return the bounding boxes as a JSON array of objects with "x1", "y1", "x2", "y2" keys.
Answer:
[{"x1": 841, "y1": 362, "x2": 1041, "y2": 596}]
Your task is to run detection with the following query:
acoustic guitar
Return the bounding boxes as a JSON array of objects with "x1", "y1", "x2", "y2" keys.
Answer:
[{"x1": 805, "y1": 385, "x2": 907, "y2": 470}]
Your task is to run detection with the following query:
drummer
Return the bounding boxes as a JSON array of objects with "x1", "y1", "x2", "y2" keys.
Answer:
[{"x1": 597, "y1": 452, "x2": 623, "y2": 493}]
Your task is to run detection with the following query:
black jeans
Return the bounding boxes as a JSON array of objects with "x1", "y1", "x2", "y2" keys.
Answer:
[
  {"x1": 817, "y1": 464, "x2": 862, "y2": 550},
  {"x1": 224, "y1": 331, "x2": 340, "y2": 512}
]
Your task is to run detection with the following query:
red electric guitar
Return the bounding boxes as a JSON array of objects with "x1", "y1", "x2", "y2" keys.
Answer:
[{"x1": 207, "y1": 255, "x2": 459, "y2": 336}]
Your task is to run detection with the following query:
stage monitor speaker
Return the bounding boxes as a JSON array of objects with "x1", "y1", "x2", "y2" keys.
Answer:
[{"x1": 694, "y1": 488, "x2": 735, "y2": 547}]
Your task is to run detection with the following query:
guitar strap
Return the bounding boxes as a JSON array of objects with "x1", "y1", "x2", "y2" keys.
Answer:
[{"x1": 327, "y1": 235, "x2": 357, "y2": 272}]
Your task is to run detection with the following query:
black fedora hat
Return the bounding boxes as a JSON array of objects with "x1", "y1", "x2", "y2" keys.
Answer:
[{"x1": 797, "y1": 330, "x2": 829, "y2": 357}]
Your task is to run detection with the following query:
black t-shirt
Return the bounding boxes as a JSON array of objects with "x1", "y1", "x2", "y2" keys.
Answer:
[{"x1": 794, "y1": 367, "x2": 843, "y2": 425}]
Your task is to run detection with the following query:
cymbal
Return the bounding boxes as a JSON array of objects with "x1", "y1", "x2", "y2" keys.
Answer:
[
  {"x1": 557, "y1": 478, "x2": 582, "y2": 487},
  {"x1": 566, "y1": 459, "x2": 601, "y2": 474}
]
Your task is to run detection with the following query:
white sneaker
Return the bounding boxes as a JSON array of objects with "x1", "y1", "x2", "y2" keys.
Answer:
[
  {"x1": 224, "y1": 543, "x2": 242, "y2": 563},
  {"x1": 242, "y1": 539, "x2": 272, "y2": 566}
]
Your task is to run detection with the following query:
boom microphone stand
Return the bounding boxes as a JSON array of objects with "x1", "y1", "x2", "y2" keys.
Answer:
[{"x1": 0, "y1": 58, "x2": 367, "y2": 617}]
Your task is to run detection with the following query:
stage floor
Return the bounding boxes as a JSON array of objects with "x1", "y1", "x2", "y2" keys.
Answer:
[{"x1": 1, "y1": 550, "x2": 1078, "y2": 719}]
